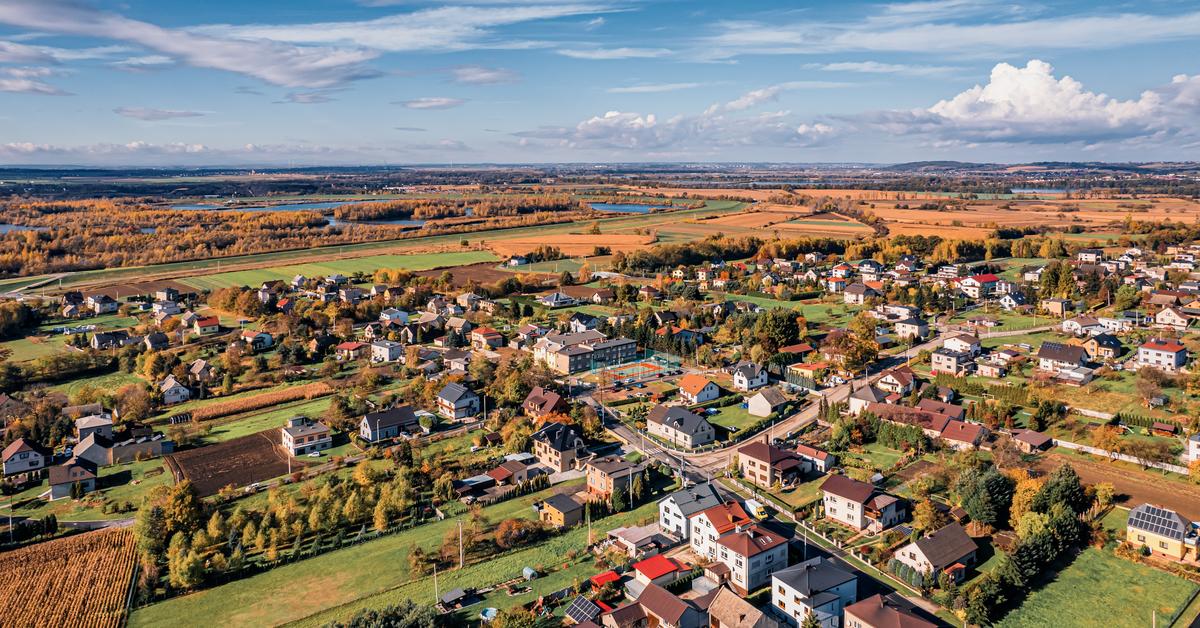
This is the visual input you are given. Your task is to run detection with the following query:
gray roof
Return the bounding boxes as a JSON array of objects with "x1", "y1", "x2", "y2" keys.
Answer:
[
  {"x1": 361, "y1": 406, "x2": 418, "y2": 433},
  {"x1": 1037, "y1": 342, "x2": 1087, "y2": 364},
  {"x1": 912, "y1": 523, "x2": 977, "y2": 570},
  {"x1": 850, "y1": 386, "x2": 888, "y2": 403},
  {"x1": 773, "y1": 557, "x2": 856, "y2": 596},
  {"x1": 660, "y1": 481, "x2": 723, "y2": 518},
  {"x1": 647, "y1": 405, "x2": 713, "y2": 436},
  {"x1": 542, "y1": 493, "x2": 583, "y2": 514},
  {"x1": 1128, "y1": 504, "x2": 1192, "y2": 541},
  {"x1": 754, "y1": 387, "x2": 788, "y2": 407},
  {"x1": 438, "y1": 381, "x2": 477, "y2": 403},
  {"x1": 531, "y1": 423, "x2": 583, "y2": 452}
]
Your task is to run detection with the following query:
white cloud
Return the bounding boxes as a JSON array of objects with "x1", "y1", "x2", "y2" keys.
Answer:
[
  {"x1": 584, "y1": 17, "x2": 606, "y2": 30},
  {"x1": 451, "y1": 65, "x2": 519, "y2": 85},
  {"x1": 705, "y1": 81, "x2": 850, "y2": 115},
  {"x1": 0, "y1": 0, "x2": 381, "y2": 88},
  {"x1": 0, "y1": 76, "x2": 66, "y2": 95},
  {"x1": 866, "y1": 60, "x2": 1200, "y2": 146},
  {"x1": 398, "y1": 97, "x2": 467, "y2": 109},
  {"x1": 0, "y1": 40, "x2": 54, "y2": 64},
  {"x1": 517, "y1": 80, "x2": 836, "y2": 153},
  {"x1": 558, "y1": 47, "x2": 671, "y2": 60},
  {"x1": 700, "y1": 6, "x2": 1200, "y2": 59},
  {"x1": 111, "y1": 55, "x2": 175, "y2": 71},
  {"x1": 406, "y1": 139, "x2": 471, "y2": 151},
  {"x1": 607, "y1": 82, "x2": 704, "y2": 94},
  {"x1": 200, "y1": 5, "x2": 610, "y2": 53},
  {"x1": 810, "y1": 61, "x2": 956, "y2": 76},
  {"x1": 276, "y1": 91, "x2": 337, "y2": 104},
  {"x1": 114, "y1": 107, "x2": 206, "y2": 121}
]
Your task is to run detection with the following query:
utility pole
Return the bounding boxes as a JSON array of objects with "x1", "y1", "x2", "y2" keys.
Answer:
[
  {"x1": 433, "y1": 564, "x2": 439, "y2": 603},
  {"x1": 458, "y1": 521, "x2": 464, "y2": 569}
]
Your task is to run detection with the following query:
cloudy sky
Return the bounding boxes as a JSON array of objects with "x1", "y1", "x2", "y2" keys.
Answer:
[{"x1": 0, "y1": 0, "x2": 1198, "y2": 165}]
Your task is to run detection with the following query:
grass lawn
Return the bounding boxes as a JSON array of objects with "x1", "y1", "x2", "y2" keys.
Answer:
[
  {"x1": 203, "y1": 397, "x2": 335, "y2": 444},
  {"x1": 705, "y1": 403, "x2": 760, "y2": 435},
  {"x1": 4, "y1": 458, "x2": 172, "y2": 521},
  {"x1": 128, "y1": 479, "x2": 655, "y2": 628},
  {"x1": 0, "y1": 335, "x2": 70, "y2": 361},
  {"x1": 996, "y1": 548, "x2": 1198, "y2": 628},
  {"x1": 48, "y1": 370, "x2": 144, "y2": 398},
  {"x1": 180, "y1": 251, "x2": 498, "y2": 291}
]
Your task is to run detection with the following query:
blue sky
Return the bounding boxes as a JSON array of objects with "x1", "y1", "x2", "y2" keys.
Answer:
[{"x1": 0, "y1": 0, "x2": 1198, "y2": 165}]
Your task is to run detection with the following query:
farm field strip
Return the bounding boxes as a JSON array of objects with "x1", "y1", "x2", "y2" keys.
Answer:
[
  {"x1": 50, "y1": 201, "x2": 745, "y2": 292},
  {"x1": 180, "y1": 251, "x2": 498, "y2": 291},
  {"x1": 0, "y1": 527, "x2": 138, "y2": 628}
]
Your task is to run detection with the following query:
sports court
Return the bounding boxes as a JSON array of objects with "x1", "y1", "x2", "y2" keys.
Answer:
[{"x1": 584, "y1": 351, "x2": 681, "y2": 383}]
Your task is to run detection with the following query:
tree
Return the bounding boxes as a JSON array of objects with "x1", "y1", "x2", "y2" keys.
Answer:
[
  {"x1": 322, "y1": 600, "x2": 442, "y2": 628},
  {"x1": 1009, "y1": 476, "x2": 1045, "y2": 529},
  {"x1": 1091, "y1": 425, "x2": 1121, "y2": 453},
  {"x1": 163, "y1": 480, "x2": 205, "y2": 538},
  {"x1": 1016, "y1": 511, "x2": 1050, "y2": 540},
  {"x1": 134, "y1": 505, "x2": 168, "y2": 560},
  {"x1": 1032, "y1": 465, "x2": 1089, "y2": 515},
  {"x1": 913, "y1": 498, "x2": 947, "y2": 533},
  {"x1": 800, "y1": 613, "x2": 823, "y2": 628},
  {"x1": 954, "y1": 467, "x2": 1014, "y2": 529}
]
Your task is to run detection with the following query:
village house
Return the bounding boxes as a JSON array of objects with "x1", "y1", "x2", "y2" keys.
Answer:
[
  {"x1": 281, "y1": 416, "x2": 332, "y2": 457},
  {"x1": 843, "y1": 283, "x2": 878, "y2": 305},
  {"x1": 193, "y1": 316, "x2": 220, "y2": 335},
  {"x1": 2, "y1": 438, "x2": 47, "y2": 476},
  {"x1": 522, "y1": 386, "x2": 567, "y2": 418},
  {"x1": 689, "y1": 501, "x2": 754, "y2": 560},
  {"x1": 731, "y1": 361, "x2": 769, "y2": 391},
  {"x1": 820, "y1": 474, "x2": 906, "y2": 532},
  {"x1": 537, "y1": 493, "x2": 583, "y2": 528},
  {"x1": 1156, "y1": 307, "x2": 1191, "y2": 331},
  {"x1": 437, "y1": 382, "x2": 481, "y2": 421},
  {"x1": 1137, "y1": 338, "x2": 1189, "y2": 372},
  {"x1": 1036, "y1": 342, "x2": 1088, "y2": 373},
  {"x1": 1061, "y1": 315, "x2": 1103, "y2": 336},
  {"x1": 585, "y1": 456, "x2": 639, "y2": 498},
  {"x1": 844, "y1": 594, "x2": 935, "y2": 628},
  {"x1": 893, "y1": 318, "x2": 929, "y2": 340},
  {"x1": 469, "y1": 326, "x2": 504, "y2": 350},
  {"x1": 358, "y1": 406, "x2": 419, "y2": 443},
  {"x1": 738, "y1": 440, "x2": 810, "y2": 489},
  {"x1": 75, "y1": 414, "x2": 114, "y2": 441},
  {"x1": 958, "y1": 273, "x2": 999, "y2": 299},
  {"x1": 1126, "y1": 504, "x2": 1196, "y2": 560},
  {"x1": 678, "y1": 374, "x2": 721, "y2": 404},
  {"x1": 708, "y1": 587, "x2": 780, "y2": 628},
  {"x1": 771, "y1": 557, "x2": 857, "y2": 628},
  {"x1": 657, "y1": 482, "x2": 723, "y2": 541},
  {"x1": 930, "y1": 348, "x2": 972, "y2": 376},
  {"x1": 530, "y1": 422, "x2": 586, "y2": 472},
  {"x1": 894, "y1": 522, "x2": 978, "y2": 583},
  {"x1": 335, "y1": 341, "x2": 368, "y2": 360},
  {"x1": 716, "y1": 524, "x2": 789, "y2": 595},
  {"x1": 159, "y1": 375, "x2": 191, "y2": 405},
  {"x1": 876, "y1": 366, "x2": 916, "y2": 395},
  {"x1": 748, "y1": 387, "x2": 789, "y2": 418},
  {"x1": 942, "y1": 333, "x2": 981, "y2": 356},
  {"x1": 370, "y1": 340, "x2": 405, "y2": 363},
  {"x1": 47, "y1": 458, "x2": 97, "y2": 500},
  {"x1": 1082, "y1": 333, "x2": 1123, "y2": 361},
  {"x1": 646, "y1": 405, "x2": 716, "y2": 449}
]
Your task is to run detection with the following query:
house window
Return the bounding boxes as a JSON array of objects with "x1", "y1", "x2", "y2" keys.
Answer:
[{"x1": 1161, "y1": 541, "x2": 1169, "y2": 549}]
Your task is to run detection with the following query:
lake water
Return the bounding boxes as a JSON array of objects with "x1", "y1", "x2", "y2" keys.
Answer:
[
  {"x1": 325, "y1": 217, "x2": 425, "y2": 228},
  {"x1": 1011, "y1": 188, "x2": 1068, "y2": 194},
  {"x1": 0, "y1": 224, "x2": 47, "y2": 233},
  {"x1": 171, "y1": 200, "x2": 374, "y2": 212},
  {"x1": 589, "y1": 202, "x2": 670, "y2": 214}
]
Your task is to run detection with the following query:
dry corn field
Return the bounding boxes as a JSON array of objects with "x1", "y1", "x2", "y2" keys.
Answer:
[
  {"x1": 190, "y1": 381, "x2": 334, "y2": 421},
  {"x1": 0, "y1": 528, "x2": 137, "y2": 628}
]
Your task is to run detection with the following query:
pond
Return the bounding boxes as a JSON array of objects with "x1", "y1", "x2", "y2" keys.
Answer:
[
  {"x1": 324, "y1": 217, "x2": 425, "y2": 228},
  {"x1": 589, "y1": 202, "x2": 671, "y2": 214},
  {"x1": 171, "y1": 200, "x2": 375, "y2": 212},
  {"x1": 0, "y1": 224, "x2": 47, "y2": 233}
]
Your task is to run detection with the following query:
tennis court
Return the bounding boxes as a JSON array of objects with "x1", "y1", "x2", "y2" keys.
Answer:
[{"x1": 587, "y1": 352, "x2": 682, "y2": 381}]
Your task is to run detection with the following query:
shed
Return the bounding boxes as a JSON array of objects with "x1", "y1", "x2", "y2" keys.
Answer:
[{"x1": 522, "y1": 566, "x2": 539, "y2": 581}]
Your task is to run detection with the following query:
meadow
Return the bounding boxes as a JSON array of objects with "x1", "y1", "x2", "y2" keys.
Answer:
[
  {"x1": 180, "y1": 251, "x2": 498, "y2": 290},
  {"x1": 995, "y1": 549, "x2": 1197, "y2": 628}
]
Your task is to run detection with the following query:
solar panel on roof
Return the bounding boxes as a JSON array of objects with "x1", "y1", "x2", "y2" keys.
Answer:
[
  {"x1": 565, "y1": 596, "x2": 602, "y2": 623},
  {"x1": 1129, "y1": 505, "x2": 1186, "y2": 540}
]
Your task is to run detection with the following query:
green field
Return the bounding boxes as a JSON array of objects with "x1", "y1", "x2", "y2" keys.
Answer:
[
  {"x1": 53, "y1": 201, "x2": 744, "y2": 290},
  {"x1": 996, "y1": 549, "x2": 1198, "y2": 628},
  {"x1": 0, "y1": 335, "x2": 70, "y2": 362},
  {"x1": 180, "y1": 251, "x2": 499, "y2": 291},
  {"x1": 3, "y1": 458, "x2": 172, "y2": 521},
  {"x1": 705, "y1": 403, "x2": 760, "y2": 435},
  {"x1": 128, "y1": 479, "x2": 659, "y2": 628}
]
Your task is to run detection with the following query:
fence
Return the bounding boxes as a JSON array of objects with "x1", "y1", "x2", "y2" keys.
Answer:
[{"x1": 1051, "y1": 439, "x2": 1189, "y2": 475}]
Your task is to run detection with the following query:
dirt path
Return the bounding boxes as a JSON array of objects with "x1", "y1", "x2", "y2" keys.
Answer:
[{"x1": 1037, "y1": 452, "x2": 1200, "y2": 520}]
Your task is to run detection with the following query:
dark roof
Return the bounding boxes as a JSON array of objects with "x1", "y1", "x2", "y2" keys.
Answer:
[
  {"x1": 738, "y1": 441, "x2": 802, "y2": 466},
  {"x1": 646, "y1": 405, "x2": 712, "y2": 436},
  {"x1": 531, "y1": 422, "x2": 583, "y2": 452},
  {"x1": 754, "y1": 387, "x2": 788, "y2": 407},
  {"x1": 1089, "y1": 333, "x2": 1123, "y2": 349},
  {"x1": 523, "y1": 386, "x2": 564, "y2": 415},
  {"x1": 636, "y1": 583, "x2": 692, "y2": 625},
  {"x1": 542, "y1": 493, "x2": 583, "y2": 514},
  {"x1": 2, "y1": 437, "x2": 47, "y2": 461},
  {"x1": 820, "y1": 474, "x2": 876, "y2": 503},
  {"x1": 361, "y1": 406, "x2": 418, "y2": 433},
  {"x1": 438, "y1": 381, "x2": 477, "y2": 402},
  {"x1": 844, "y1": 594, "x2": 935, "y2": 628},
  {"x1": 660, "y1": 481, "x2": 724, "y2": 518},
  {"x1": 913, "y1": 523, "x2": 977, "y2": 570},
  {"x1": 1011, "y1": 428, "x2": 1052, "y2": 449},
  {"x1": 1037, "y1": 341, "x2": 1087, "y2": 364},
  {"x1": 773, "y1": 557, "x2": 856, "y2": 596},
  {"x1": 48, "y1": 458, "x2": 97, "y2": 485},
  {"x1": 1128, "y1": 504, "x2": 1192, "y2": 540}
]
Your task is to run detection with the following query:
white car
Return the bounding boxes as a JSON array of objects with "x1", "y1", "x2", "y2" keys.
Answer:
[{"x1": 307, "y1": 451, "x2": 322, "y2": 458}]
